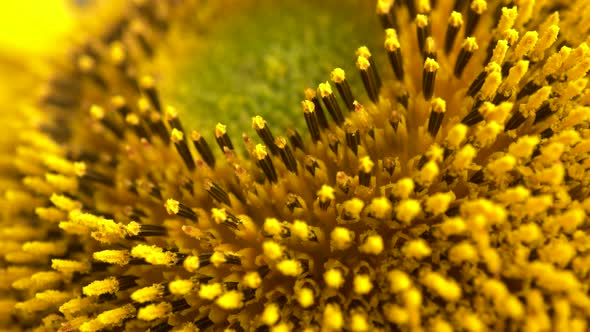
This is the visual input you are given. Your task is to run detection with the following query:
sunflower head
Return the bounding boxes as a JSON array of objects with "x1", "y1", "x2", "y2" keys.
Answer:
[{"x1": 4, "y1": 0, "x2": 590, "y2": 331}]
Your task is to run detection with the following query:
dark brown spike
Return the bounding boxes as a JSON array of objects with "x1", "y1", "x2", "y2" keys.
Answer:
[
  {"x1": 461, "y1": 100, "x2": 485, "y2": 126},
  {"x1": 76, "y1": 163, "x2": 115, "y2": 187},
  {"x1": 287, "y1": 128, "x2": 304, "y2": 151},
  {"x1": 165, "y1": 107, "x2": 185, "y2": 134},
  {"x1": 467, "y1": 71, "x2": 487, "y2": 97},
  {"x1": 428, "y1": 99, "x2": 446, "y2": 137},
  {"x1": 302, "y1": 100, "x2": 321, "y2": 143},
  {"x1": 275, "y1": 137, "x2": 298, "y2": 174},
  {"x1": 344, "y1": 123, "x2": 360, "y2": 155},
  {"x1": 504, "y1": 111, "x2": 526, "y2": 131},
  {"x1": 205, "y1": 180, "x2": 231, "y2": 205},
  {"x1": 422, "y1": 58, "x2": 439, "y2": 100},
  {"x1": 357, "y1": 47, "x2": 382, "y2": 90},
  {"x1": 385, "y1": 29, "x2": 404, "y2": 81},
  {"x1": 377, "y1": 0, "x2": 397, "y2": 30},
  {"x1": 148, "y1": 111, "x2": 171, "y2": 144},
  {"x1": 170, "y1": 129, "x2": 196, "y2": 171},
  {"x1": 140, "y1": 75, "x2": 162, "y2": 112},
  {"x1": 191, "y1": 131, "x2": 216, "y2": 168},
  {"x1": 357, "y1": 56, "x2": 379, "y2": 102}
]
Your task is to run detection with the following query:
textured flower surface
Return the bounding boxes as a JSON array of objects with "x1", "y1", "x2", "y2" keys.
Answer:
[{"x1": 3, "y1": 0, "x2": 590, "y2": 331}]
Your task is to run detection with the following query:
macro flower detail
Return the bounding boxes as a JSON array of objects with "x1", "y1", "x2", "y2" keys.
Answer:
[{"x1": 3, "y1": 0, "x2": 590, "y2": 331}]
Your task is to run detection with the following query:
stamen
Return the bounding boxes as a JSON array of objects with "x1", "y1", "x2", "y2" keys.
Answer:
[
  {"x1": 331, "y1": 68, "x2": 355, "y2": 110},
  {"x1": 356, "y1": 46, "x2": 382, "y2": 89},
  {"x1": 385, "y1": 29, "x2": 404, "y2": 81},
  {"x1": 165, "y1": 106, "x2": 185, "y2": 133},
  {"x1": 358, "y1": 156, "x2": 374, "y2": 187},
  {"x1": 140, "y1": 75, "x2": 162, "y2": 112},
  {"x1": 318, "y1": 82, "x2": 345, "y2": 125},
  {"x1": 165, "y1": 199, "x2": 198, "y2": 220},
  {"x1": 255, "y1": 144, "x2": 278, "y2": 183},
  {"x1": 304, "y1": 88, "x2": 329, "y2": 129},
  {"x1": 455, "y1": 37, "x2": 479, "y2": 77},
  {"x1": 428, "y1": 98, "x2": 446, "y2": 137},
  {"x1": 465, "y1": 0, "x2": 487, "y2": 37},
  {"x1": 215, "y1": 123, "x2": 234, "y2": 152},
  {"x1": 377, "y1": 0, "x2": 397, "y2": 29},
  {"x1": 191, "y1": 131, "x2": 216, "y2": 168},
  {"x1": 356, "y1": 56, "x2": 379, "y2": 103},
  {"x1": 252, "y1": 116, "x2": 278, "y2": 155},
  {"x1": 275, "y1": 136, "x2": 298, "y2": 174},
  {"x1": 416, "y1": 14, "x2": 431, "y2": 55},
  {"x1": 205, "y1": 180, "x2": 231, "y2": 205},
  {"x1": 422, "y1": 58, "x2": 439, "y2": 100},
  {"x1": 445, "y1": 11, "x2": 463, "y2": 54},
  {"x1": 345, "y1": 122, "x2": 361, "y2": 156},
  {"x1": 302, "y1": 100, "x2": 321, "y2": 143},
  {"x1": 170, "y1": 129, "x2": 196, "y2": 171},
  {"x1": 287, "y1": 128, "x2": 304, "y2": 151}
]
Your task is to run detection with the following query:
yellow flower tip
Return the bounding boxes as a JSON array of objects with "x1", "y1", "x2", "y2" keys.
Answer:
[
  {"x1": 330, "y1": 68, "x2": 346, "y2": 83},
  {"x1": 425, "y1": 192, "x2": 455, "y2": 215},
  {"x1": 395, "y1": 199, "x2": 421, "y2": 224},
  {"x1": 330, "y1": 227, "x2": 354, "y2": 250},
  {"x1": 131, "y1": 284, "x2": 165, "y2": 303},
  {"x1": 422, "y1": 272, "x2": 462, "y2": 302},
  {"x1": 169, "y1": 279, "x2": 194, "y2": 295},
  {"x1": 82, "y1": 277, "x2": 119, "y2": 297},
  {"x1": 376, "y1": 0, "x2": 394, "y2": 15},
  {"x1": 137, "y1": 302, "x2": 172, "y2": 321},
  {"x1": 165, "y1": 198, "x2": 180, "y2": 215},
  {"x1": 322, "y1": 303, "x2": 343, "y2": 330},
  {"x1": 295, "y1": 286, "x2": 315, "y2": 308},
  {"x1": 387, "y1": 270, "x2": 411, "y2": 293},
  {"x1": 262, "y1": 303, "x2": 280, "y2": 326},
  {"x1": 263, "y1": 240, "x2": 283, "y2": 261},
  {"x1": 276, "y1": 259, "x2": 302, "y2": 277},
  {"x1": 317, "y1": 184, "x2": 335, "y2": 202},
  {"x1": 51, "y1": 259, "x2": 91, "y2": 274},
  {"x1": 403, "y1": 239, "x2": 432, "y2": 259},
  {"x1": 318, "y1": 81, "x2": 333, "y2": 97},
  {"x1": 355, "y1": 46, "x2": 371, "y2": 58},
  {"x1": 353, "y1": 274, "x2": 373, "y2": 295},
  {"x1": 423, "y1": 57, "x2": 439, "y2": 72},
  {"x1": 243, "y1": 271, "x2": 262, "y2": 289},
  {"x1": 358, "y1": 156, "x2": 374, "y2": 175},
  {"x1": 216, "y1": 290, "x2": 243, "y2": 310},
  {"x1": 263, "y1": 217, "x2": 283, "y2": 237},
  {"x1": 291, "y1": 219, "x2": 310, "y2": 240},
  {"x1": 170, "y1": 128, "x2": 184, "y2": 143},
  {"x1": 215, "y1": 123, "x2": 228, "y2": 138},
  {"x1": 356, "y1": 56, "x2": 370, "y2": 71},
  {"x1": 198, "y1": 282, "x2": 222, "y2": 301},
  {"x1": 448, "y1": 11, "x2": 463, "y2": 28},
  {"x1": 131, "y1": 244, "x2": 177, "y2": 266},
  {"x1": 393, "y1": 178, "x2": 414, "y2": 199},
  {"x1": 323, "y1": 268, "x2": 345, "y2": 289},
  {"x1": 359, "y1": 234, "x2": 384, "y2": 255}
]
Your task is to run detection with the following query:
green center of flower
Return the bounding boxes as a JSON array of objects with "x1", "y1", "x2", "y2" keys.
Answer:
[{"x1": 156, "y1": 0, "x2": 381, "y2": 139}]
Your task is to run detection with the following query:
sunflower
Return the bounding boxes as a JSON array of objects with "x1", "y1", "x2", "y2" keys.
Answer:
[{"x1": 3, "y1": 0, "x2": 590, "y2": 331}]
